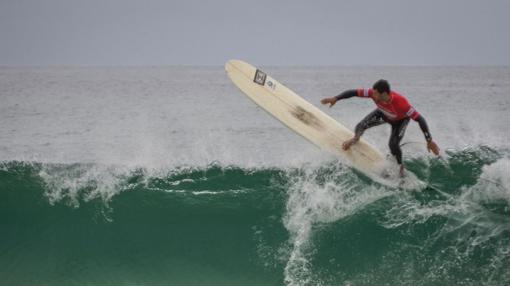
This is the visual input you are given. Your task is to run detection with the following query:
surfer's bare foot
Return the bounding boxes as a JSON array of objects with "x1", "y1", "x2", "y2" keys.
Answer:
[
  {"x1": 399, "y1": 165, "x2": 405, "y2": 178},
  {"x1": 342, "y1": 137, "x2": 359, "y2": 150}
]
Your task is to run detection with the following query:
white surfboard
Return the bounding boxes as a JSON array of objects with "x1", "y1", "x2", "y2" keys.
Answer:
[
  {"x1": 225, "y1": 60, "x2": 384, "y2": 171},
  {"x1": 225, "y1": 59, "x2": 422, "y2": 188}
]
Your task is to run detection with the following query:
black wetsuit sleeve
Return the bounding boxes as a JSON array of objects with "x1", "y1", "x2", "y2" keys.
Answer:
[
  {"x1": 334, "y1": 89, "x2": 357, "y2": 101},
  {"x1": 415, "y1": 115, "x2": 432, "y2": 141}
]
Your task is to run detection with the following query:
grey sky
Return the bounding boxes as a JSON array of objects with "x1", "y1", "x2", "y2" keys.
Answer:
[{"x1": 1, "y1": 0, "x2": 509, "y2": 66}]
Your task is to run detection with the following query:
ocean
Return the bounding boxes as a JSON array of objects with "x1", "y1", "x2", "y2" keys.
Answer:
[{"x1": 1, "y1": 66, "x2": 509, "y2": 286}]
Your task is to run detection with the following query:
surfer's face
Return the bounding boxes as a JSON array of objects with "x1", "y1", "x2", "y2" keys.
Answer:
[{"x1": 373, "y1": 90, "x2": 390, "y2": 103}]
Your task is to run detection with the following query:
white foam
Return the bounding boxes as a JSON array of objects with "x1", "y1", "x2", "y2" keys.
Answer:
[
  {"x1": 39, "y1": 163, "x2": 134, "y2": 206},
  {"x1": 383, "y1": 157, "x2": 510, "y2": 252},
  {"x1": 468, "y1": 158, "x2": 510, "y2": 205},
  {"x1": 282, "y1": 163, "x2": 393, "y2": 285}
]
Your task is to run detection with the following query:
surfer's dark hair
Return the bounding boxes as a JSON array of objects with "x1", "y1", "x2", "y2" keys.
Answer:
[{"x1": 373, "y1": 79, "x2": 391, "y2": 94}]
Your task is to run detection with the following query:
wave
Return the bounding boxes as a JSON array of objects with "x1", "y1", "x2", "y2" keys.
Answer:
[{"x1": 1, "y1": 146, "x2": 509, "y2": 285}]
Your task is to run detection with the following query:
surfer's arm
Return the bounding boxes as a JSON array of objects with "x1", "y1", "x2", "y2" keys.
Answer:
[
  {"x1": 414, "y1": 115, "x2": 432, "y2": 142},
  {"x1": 334, "y1": 89, "x2": 358, "y2": 101},
  {"x1": 321, "y1": 88, "x2": 370, "y2": 107},
  {"x1": 321, "y1": 89, "x2": 358, "y2": 107},
  {"x1": 415, "y1": 115, "x2": 440, "y2": 155},
  {"x1": 401, "y1": 103, "x2": 434, "y2": 143}
]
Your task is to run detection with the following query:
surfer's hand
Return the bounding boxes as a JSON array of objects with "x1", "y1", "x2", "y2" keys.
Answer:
[
  {"x1": 320, "y1": 97, "x2": 337, "y2": 108},
  {"x1": 427, "y1": 140, "x2": 440, "y2": 155}
]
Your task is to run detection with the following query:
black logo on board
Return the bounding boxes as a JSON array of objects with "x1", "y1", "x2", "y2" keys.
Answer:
[{"x1": 254, "y1": 69, "x2": 266, "y2": 86}]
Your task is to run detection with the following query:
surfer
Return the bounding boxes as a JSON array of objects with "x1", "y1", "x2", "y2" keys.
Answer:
[{"x1": 321, "y1": 79, "x2": 440, "y2": 176}]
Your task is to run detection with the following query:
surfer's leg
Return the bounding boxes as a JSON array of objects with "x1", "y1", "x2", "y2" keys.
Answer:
[
  {"x1": 343, "y1": 109, "x2": 386, "y2": 151},
  {"x1": 389, "y1": 118, "x2": 410, "y2": 165},
  {"x1": 354, "y1": 109, "x2": 386, "y2": 138}
]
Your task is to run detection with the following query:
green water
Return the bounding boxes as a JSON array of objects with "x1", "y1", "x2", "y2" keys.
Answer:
[{"x1": 1, "y1": 147, "x2": 509, "y2": 286}]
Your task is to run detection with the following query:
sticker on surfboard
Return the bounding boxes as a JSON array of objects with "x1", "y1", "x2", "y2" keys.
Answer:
[{"x1": 253, "y1": 69, "x2": 266, "y2": 86}]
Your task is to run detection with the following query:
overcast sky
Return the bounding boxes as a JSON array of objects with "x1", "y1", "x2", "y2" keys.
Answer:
[{"x1": 1, "y1": 0, "x2": 509, "y2": 66}]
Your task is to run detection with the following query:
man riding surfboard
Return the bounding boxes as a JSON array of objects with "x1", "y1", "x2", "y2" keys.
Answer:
[{"x1": 321, "y1": 79, "x2": 440, "y2": 177}]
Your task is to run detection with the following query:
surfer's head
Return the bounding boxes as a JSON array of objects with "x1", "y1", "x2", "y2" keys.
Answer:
[{"x1": 372, "y1": 79, "x2": 391, "y2": 103}]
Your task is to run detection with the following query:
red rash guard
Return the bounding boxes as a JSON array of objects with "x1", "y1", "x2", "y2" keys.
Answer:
[{"x1": 356, "y1": 88, "x2": 420, "y2": 121}]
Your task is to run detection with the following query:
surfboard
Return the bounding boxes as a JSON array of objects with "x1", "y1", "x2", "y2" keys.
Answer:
[{"x1": 225, "y1": 60, "x2": 423, "y2": 188}]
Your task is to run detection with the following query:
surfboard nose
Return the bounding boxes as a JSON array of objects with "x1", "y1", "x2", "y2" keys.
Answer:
[
  {"x1": 225, "y1": 59, "x2": 248, "y2": 72},
  {"x1": 225, "y1": 59, "x2": 237, "y2": 70}
]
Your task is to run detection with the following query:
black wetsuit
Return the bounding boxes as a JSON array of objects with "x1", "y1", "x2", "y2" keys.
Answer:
[{"x1": 335, "y1": 90, "x2": 432, "y2": 165}]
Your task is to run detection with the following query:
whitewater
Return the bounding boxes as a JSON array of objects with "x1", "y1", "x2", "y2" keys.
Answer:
[{"x1": 1, "y1": 66, "x2": 509, "y2": 286}]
